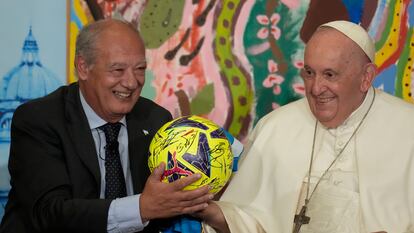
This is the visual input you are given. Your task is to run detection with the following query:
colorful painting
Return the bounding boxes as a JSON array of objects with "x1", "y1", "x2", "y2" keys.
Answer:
[
  {"x1": 68, "y1": 0, "x2": 94, "y2": 83},
  {"x1": 70, "y1": 0, "x2": 414, "y2": 142}
]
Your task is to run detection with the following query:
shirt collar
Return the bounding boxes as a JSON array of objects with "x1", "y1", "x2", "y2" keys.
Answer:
[
  {"x1": 79, "y1": 90, "x2": 126, "y2": 129},
  {"x1": 323, "y1": 87, "x2": 375, "y2": 133},
  {"x1": 341, "y1": 86, "x2": 375, "y2": 128}
]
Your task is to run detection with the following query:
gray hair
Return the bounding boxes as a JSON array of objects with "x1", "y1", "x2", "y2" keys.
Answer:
[{"x1": 75, "y1": 19, "x2": 139, "y2": 67}]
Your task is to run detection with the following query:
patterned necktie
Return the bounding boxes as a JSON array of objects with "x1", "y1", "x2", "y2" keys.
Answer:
[{"x1": 100, "y1": 122, "x2": 127, "y2": 199}]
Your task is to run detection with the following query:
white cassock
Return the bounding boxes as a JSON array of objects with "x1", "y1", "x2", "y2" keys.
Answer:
[{"x1": 203, "y1": 88, "x2": 414, "y2": 233}]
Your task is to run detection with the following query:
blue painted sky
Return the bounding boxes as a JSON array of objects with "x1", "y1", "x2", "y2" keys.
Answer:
[{"x1": 0, "y1": 0, "x2": 67, "y2": 84}]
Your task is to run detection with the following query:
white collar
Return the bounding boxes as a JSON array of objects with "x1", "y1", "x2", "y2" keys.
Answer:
[{"x1": 79, "y1": 90, "x2": 126, "y2": 129}]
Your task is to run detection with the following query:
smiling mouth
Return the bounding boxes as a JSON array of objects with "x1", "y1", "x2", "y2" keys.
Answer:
[
  {"x1": 315, "y1": 97, "x2": 335, "y2": 104},
  {"x1": 114, "y1": 91, "x2": 132, "y2": 99}
]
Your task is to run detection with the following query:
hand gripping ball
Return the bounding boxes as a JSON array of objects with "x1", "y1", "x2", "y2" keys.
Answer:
[{"x1": 148, "y1": 115, "x2": 233, "y2": 193}]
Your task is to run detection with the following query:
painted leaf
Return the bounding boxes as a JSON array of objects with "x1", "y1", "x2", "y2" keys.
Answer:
[{"x1": 190, "y1": 83, "x2": 215, "y2": 115}]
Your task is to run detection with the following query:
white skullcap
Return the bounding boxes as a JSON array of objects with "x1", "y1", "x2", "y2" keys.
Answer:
[{"x1": 319, "y1": 20, "x2": 375, "y2": 62}]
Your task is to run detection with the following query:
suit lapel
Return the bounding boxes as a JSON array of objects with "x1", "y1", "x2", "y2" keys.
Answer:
[
  {"x1": 65, "y1": 83, "x2": 101, "y2": 189},
  {"x1": 126, "y1": 111, "x2": 152, "y2": 194}
]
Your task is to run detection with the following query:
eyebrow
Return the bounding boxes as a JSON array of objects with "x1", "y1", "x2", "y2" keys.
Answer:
[
  {"x1": 136, "y1": 61, "x2": 147, "y2": 66},
  {"x1": 107, "y1": 61, "x2": 147, "y2": 69},
  {"x1": 303, "y1": 65, "x2": 312, "y2": 70},
  {"x1": 302, "y1": 66, "x2": 340, "y2": 78},
  {"x1": 108, "y1": 63, "x2": 127, "y2": 69},
  {"x1": 323, "y1": 68, "x2": 337, "y2": 73}
]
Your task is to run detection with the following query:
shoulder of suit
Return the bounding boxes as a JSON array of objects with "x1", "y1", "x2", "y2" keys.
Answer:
[
  {"x1": 135, "y1": 96, "x2": 163, "y2": 110},
  {"x1": 132, "y1": 96, "x2": 172, "y2": 117},
  {"x1": 15, "y1": 85, "x2": 69, "y2": 115}
]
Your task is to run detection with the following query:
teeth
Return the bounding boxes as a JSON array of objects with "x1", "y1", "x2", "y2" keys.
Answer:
[
  {"x1": 114, "y1": 91, "x2": 131, "y2": 98},
  {"x1": 317, "y1": 97, "x2": 333, "y2": 103}
]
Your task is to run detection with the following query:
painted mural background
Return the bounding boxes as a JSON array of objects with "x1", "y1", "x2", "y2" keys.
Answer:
[
  {"x1": 0, "y1": 0, "x2": 66, "y2": 219},
  {"x1": 71, "y1": 0, "x2": 414, "y2": 142},
  {"x1": 0, "y1": 0, "x2": 413, "y2": 220}
]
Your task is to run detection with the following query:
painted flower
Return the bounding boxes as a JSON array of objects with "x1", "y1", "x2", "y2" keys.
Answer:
[
  {"x1": 272, "y1": 102, "x2": 280, "y2": 109},
  {"x1": 98, "y1": 0, "x2": 123, "y2": 17},
  {"x1": 292, "y1": 82, "x2": 305, "y2": 96},
  {"x1": 256, "y1": 13, "x2": 281, "y2": 40},
  {"x1": 294, "y1": 60, "x2": 304, "y2": 69},
  {"x1": 262, "y1": 60, "x2": 284, "y2": 95}
]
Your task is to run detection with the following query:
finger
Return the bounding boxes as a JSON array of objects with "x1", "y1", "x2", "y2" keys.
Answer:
[
  {"x1": 178, "y1": 185, "x2": 211, "y2": 201},
  {"x1": 150, "y1": 162, "x2": 165, "y2": 181},
  {"x1": 190, "y1": 201, "x2": 216, "y2": 219},
  {"x1": 180, "y1": 202, "x2": 209, "y2": 215},
  {"x1": 172, "y1": 173, "x2": 202, "y2": 190},
  {"x1": 180, "y1": 192, "x2": 213, "y2": 207}
]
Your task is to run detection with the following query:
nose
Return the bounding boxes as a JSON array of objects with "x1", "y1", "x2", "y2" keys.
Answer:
[
  {"x1": 311, "y1": 76, "x2": 326, "y2": 96},
  {"x1": 122, "y1": 70, "x2": 144, "y2": 89}
]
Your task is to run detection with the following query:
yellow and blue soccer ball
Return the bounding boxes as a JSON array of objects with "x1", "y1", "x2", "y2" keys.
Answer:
[{"x1": 148, "y1": 115, "x2": 233, "y2": 193}]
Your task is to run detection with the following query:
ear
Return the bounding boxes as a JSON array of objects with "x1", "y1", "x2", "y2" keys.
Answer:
[
  {"x1": 74, "y1": 55, "x2": 90, "y2": 81},
  {"x1": 360, "y1": 63, "x2": 377, "y2": 92}
]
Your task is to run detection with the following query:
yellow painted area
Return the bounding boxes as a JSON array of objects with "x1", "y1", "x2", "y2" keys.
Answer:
[
  {"x1": 402, "y1": 33, "x2": 414, "y2": 103},
  {"x1": 68, "y1": 0, "x2": 91, "y2": 83},
  {"x1": 69, "y1": 23, "x2": 79, "y2": 83},
  {"x1": 74, "y1": 0, "x2": 89, "y2": 24},
  {"x1": 375, "y1": 0, "x2": 403, "y2": 67}
]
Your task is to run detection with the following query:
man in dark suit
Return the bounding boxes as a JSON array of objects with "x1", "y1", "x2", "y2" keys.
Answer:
[{"x1": 0, "y1": 19, "x2": 212, "y2": 233}]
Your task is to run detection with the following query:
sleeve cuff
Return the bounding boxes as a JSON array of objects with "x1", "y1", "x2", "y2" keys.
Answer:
[{"x1": 108, "y1": 194, "x2": 149, "y2": 233}]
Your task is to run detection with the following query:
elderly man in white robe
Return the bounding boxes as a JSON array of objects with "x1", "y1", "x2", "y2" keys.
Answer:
[{"x1": 197, "y1": 20, "x2": 414, "y2": 233}]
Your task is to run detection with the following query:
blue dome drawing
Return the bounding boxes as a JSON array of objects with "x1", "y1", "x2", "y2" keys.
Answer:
[{"x1": 0, "y1": 27, "x2": 62, "y2": 142}]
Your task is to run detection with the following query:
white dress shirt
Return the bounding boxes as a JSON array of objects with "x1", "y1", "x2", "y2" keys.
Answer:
[{"x1": 80, "y1": 92, "x2": 147, "y2": 233}]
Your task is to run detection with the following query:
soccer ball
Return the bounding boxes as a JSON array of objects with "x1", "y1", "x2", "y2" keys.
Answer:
[{"x1": 148, "y1": 115, "x2": 233, "y2": 193}]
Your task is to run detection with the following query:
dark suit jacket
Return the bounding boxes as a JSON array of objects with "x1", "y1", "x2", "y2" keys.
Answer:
[{"x1": 0, "y1": 83, "x2": 172, "y2": 233}]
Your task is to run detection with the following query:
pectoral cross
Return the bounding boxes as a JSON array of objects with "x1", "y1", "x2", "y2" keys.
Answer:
[{"x1": 293, "y1": 205, "x2": 310, "y2": 233}]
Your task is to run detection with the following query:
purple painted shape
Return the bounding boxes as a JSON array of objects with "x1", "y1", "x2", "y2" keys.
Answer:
[
  {"x1": 167, "y1": 151, "x2": 175, "y2": 169},
  {"x1": 166, "y1": 116, "x2": 209, "y2": 130},
  {"x1": 165, "y1": 151, "x2": 194, "y2": 182},
  {"x1": 182, "y1": 132, "x2": 211, "y2": 177},
  {"x1": 210, "y1": 128, "x2": 227, "y2": 139},
  {"x1": 167, "y1": 160, "x2": 194, "y2": 183}
]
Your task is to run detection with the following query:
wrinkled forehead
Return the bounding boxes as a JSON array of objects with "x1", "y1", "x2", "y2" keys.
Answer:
[{"x1": 96, "y1": 26, "x2": 145, "y2": 53}]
